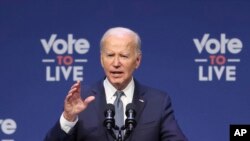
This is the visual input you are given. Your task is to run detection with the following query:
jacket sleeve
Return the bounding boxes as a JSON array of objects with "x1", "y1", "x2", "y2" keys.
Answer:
[
  {"x1": 44, "y1": 120, "x2": 78, "y2": 141},
  {"x1": 160, "y1": 94, "x2": 188, "y2": 141}
]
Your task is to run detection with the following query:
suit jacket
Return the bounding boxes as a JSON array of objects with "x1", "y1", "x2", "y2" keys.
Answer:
[{"x1": 44, "y1": 80, "x2": 188, "y2": 141}]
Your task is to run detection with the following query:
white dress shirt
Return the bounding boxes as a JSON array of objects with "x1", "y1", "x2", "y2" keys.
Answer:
[{"x1": 60, "y1": 78, "x2": 135, "y2": 133}]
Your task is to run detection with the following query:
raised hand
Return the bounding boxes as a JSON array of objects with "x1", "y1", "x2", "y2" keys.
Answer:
[{"x1": 63, "y1": 81, "x2": 95, "y2": 121}]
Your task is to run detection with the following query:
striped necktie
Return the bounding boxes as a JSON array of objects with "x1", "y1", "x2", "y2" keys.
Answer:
[{"x1": 114, "y1": 91, "x2": 124, "y2": 128}]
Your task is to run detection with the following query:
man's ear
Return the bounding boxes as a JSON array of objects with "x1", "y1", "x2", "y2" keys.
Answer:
[
  {"x1": 135, "y1": 54, "x2": 142, "y2": 69},
  {"x1": 100, "y1": 54, "x2": 104, "y2": 68}
]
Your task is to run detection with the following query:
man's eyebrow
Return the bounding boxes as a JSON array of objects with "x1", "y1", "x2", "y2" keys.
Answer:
[
  {"x1": 120, "y1": 52, "x2": 130, "y2": 55},
  {"x1": 104, "y1": 50, "x2": 114, "y2": 54}
]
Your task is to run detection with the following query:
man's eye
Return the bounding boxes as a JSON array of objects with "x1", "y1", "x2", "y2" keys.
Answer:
[
  {"x1": 107, "y1": 54, "x2": 114, "y2": 57},
  {"x1": 121, "y1": 55, "x2": 129, "y2": 58}
]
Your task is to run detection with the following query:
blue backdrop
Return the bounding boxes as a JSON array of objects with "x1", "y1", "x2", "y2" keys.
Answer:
[{"x1": 0, "y1": 0, "x2": 249, "y2": 141}]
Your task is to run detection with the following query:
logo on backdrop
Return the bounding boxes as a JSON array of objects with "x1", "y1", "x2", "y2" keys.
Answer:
[
  {"x1": 193, "y1": 33, "x2": 243, "y2": 81},
  {"x1": 0, "y1": 118, "x2": 17, "y2": 141},
  {"x1": 41, "y1": 34, "x2": 90, "y2": 82}
]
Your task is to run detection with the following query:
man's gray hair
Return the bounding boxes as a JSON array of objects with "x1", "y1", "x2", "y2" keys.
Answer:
[{"x1": 100, "y1": 27, "x2": 142, "y2": 54}]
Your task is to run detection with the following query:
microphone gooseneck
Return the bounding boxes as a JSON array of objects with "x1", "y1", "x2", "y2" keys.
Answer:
[
  {"x1": 103, "y1": 104, "x2": 117, "y2": 140},
  {"x1": 104, "y1": 104, "x2": 116, "y2": 130},
  {"x1": 124, "y1": 103, "x2": 137, "y2": 140}
]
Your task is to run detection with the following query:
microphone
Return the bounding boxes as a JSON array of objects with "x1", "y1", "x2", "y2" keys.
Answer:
[
  {"x1": 125, "y1": 103, "x2": 137, "y2": 131},
  {"x1": 124, "y1": 103, "x2": 137, "y2": 140},
  {"x1": 103, "y1": 104, "x2": 115, "y2": 130}
]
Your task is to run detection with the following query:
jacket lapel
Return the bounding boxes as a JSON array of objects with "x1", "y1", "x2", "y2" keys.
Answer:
[
  {"x1": 91, "y1": 80, "x2": 114, "y2": 141},
  {"x1": 128, "y1": 80, "x2": 147, "y2": 141}
]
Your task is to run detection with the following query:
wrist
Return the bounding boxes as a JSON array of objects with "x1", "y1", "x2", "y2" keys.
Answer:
[{"x1": 63, "y1": 111, "x2": 77, "y2": 122}]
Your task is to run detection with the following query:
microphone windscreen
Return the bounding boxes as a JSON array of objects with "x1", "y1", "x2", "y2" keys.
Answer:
[
  {"x1": 126, "y1": 103, "x2": 135, "y2": 111},
  {"x1": 106, "y1": 103, "x2": 115, "y2": 112},
  {"x1": 126, "y1": 103, "x2": 136, "y2": 112}
]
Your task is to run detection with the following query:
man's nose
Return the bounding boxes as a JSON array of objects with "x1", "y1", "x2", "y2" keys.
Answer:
[{"x1": 112, "y1": 56, "x2": 121, "y2": 67}]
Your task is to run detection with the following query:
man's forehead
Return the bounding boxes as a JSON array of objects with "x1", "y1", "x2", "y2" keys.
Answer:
[
  {"x1": 105, "y1": 37, "x2": 135, "y2": 46},
  {"x1": 102, "y1": 47, "x2": 132, "y2": 53}
]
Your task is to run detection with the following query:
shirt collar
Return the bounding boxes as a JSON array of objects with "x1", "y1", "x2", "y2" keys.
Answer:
[{"x1": 103, "y1": 77, "x2": 134, "y2": 101}]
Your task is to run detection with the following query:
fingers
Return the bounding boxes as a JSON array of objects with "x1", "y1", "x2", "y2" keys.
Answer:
[
  {"x1": 65, "y1": 81, "x2": 95, "y2": 106},
  {"x1": 70, "y1": 81, "x2": 81, "y2": 92},
  {"x1": 68, "y1": 87, "x2": 78, "y2": 94},
  {"x1": 65, "y1": 81, "x2": 81, "y2": 102},
  {"x1": 70, "y1": 81, "x2": 81, "y2": 94}
]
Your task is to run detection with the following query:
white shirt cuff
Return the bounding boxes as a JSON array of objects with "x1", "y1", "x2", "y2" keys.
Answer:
[{"x1": 59, "y1": 113, "x2": 78, "y2": 133}]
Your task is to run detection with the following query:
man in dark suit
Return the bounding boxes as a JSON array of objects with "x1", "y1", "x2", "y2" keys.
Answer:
[{"x1": 44, "y1": 27, "x2": 188, "y2": 141}]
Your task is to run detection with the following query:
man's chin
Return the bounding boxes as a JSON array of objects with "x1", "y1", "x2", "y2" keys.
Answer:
[
  {"x1": 110, "y1": 80, "x2": 122, "y2": 86},
  {"x1": 109, "y1": 79, "x2": 124, "y2": 89}
]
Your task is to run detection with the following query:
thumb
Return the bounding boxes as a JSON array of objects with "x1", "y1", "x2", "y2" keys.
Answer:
[{"x1": 83, "y1": 96, "x2": 95, "y2": 105}]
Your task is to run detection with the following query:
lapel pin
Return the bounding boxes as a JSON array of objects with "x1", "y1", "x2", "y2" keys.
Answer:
[{"x1": 139, "y1": 99, "x2": 144, "y2": 103}]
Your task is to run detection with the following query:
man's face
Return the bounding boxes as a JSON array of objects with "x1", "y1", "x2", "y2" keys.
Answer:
[{"x1": 101, "y1": 34, "x2": 141, "y2": 90}]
